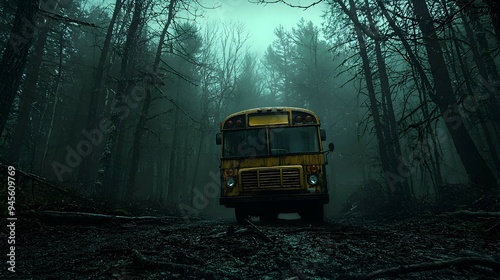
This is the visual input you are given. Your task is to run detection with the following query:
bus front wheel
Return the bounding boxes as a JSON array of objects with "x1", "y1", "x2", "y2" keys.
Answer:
[
  {"x1": 235, "y1": 207, "x2": 248, "y2": 224},
  {"x1": 260, "y1": 211, "x2": 278, "y2": 222},
  {"x1": 300, "y1": 205, "x2": 324, "y2": 222}
]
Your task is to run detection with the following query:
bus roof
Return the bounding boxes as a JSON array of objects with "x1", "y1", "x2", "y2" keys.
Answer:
[{"x1": 221, "y1": 107, "x2": 320, "y2": 123}]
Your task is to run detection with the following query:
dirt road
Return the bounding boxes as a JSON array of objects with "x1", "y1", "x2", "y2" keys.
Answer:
[{"x1": 1, "y1": 213, "x2": 499, "y2": 279}]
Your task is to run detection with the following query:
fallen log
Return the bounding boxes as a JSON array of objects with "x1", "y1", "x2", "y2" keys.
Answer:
[
  {"x1": 439, "y1": 210, "x2": 500, "y2": 218},
  {"x1": 340, "y1": 257, "x2": 500, "y2": 280},
  {"x1": 35, "y1": 210, "x2": 193, "y2": 225},
  {"x1": 0, "y1": 163, "x2": 90, "y2": 203}
]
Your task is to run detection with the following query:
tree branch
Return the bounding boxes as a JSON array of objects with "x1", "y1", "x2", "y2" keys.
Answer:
[
  {"x1": 250, "y1": 0, "x2": 324, "y2": 10},
  {"x1": 39, "y1": 9, "x2": 99, "y2": 28}
]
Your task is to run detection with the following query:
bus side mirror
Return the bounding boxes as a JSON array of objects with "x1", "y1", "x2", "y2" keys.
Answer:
[
  {"x1": 328, "y1": 143, "x2": 334, "y2": 152},
  {"x1": 320, "y1": 129, "x2": 326, "y2": 141},
  {"x1": 216, "y1": 133, "x2": 221, "y2": 145}
]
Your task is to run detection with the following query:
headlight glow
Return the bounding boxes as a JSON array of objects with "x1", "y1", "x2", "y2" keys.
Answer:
[
  {"x1": 308, "y1": 174, "x2": 318, "y2": 185},
  {"x1": 226, "y1": 177, "x2": 235, "y2": 188}
]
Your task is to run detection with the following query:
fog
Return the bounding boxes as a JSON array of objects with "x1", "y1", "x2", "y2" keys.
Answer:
[
  {"x1": 2, "y1": 2, "x2": 500, "y2": 278},
  {"x1": 201, "y1": 0, "x2": 325, "y2": 53},
  {"x1": 0, "y1": 0, "x2": 499, "y2": 221}
]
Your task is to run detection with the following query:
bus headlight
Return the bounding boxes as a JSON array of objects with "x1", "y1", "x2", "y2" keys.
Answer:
[
  {"x1": 226, "y1": 177, "x2": 236, "y2": 188},
  {"x1": 308, "y1": 174, "x2": 318, "y2": 185}
]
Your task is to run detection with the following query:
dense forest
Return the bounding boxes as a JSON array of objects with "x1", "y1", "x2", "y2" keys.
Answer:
[
  {"x1": 0, "y1": 0, "x2": 499, "y2": 213},
  {"x1": 1, "y1": 0, "x2": 500, "y2": 279}
]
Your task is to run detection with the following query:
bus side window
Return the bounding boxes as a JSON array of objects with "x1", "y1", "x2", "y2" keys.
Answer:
[
  {"x1": 320, "y1": 129, "x2": 326, "y2": 141},
  {"x1": 216, "y1": 133, "x2": 221, "y2": 145},
  {"x1": 223, "y1": 133, "x2": 236, "y2": 156}
]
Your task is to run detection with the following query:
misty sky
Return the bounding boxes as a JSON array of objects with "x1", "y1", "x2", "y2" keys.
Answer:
[
  {"x1": 87, "y1": 0, "x2": 327, "y2": 54},
  {"x1": 200, "y1": 0, "x2": 326, "y2": 53}
]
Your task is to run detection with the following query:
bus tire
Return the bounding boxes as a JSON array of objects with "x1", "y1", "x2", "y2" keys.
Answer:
[
  {"x1": 235, "y1": 207, "x2": 248, "y2": 224},
  {"x1": 300, "y1": 205, "x2": 324, "y2": 222},
  {"x1": 314, "y1": 205, "x2": 324, "y2": 222},
  {"x1": 260, "y1": 211, "x2": 278, "y2": 222}
]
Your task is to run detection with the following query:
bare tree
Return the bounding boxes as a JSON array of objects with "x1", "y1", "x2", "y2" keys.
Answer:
[
  {"x1": 0, "y1": 0, "x2": 39, "y2": 139},
  {"x1": 8, "y1": 23, "x2": 50, "y2": 164},
  {"x1": 126, "y1": 0, "x2": 177, "y2": 200},
  {"x1": 77, "y1": 0, "x2": 126, "y2": 186},
  {"x1": 410, "y1": 0, "x2": 497, "y2": 189},
  {"x1": 94, "y1": 0, "x2": 145, "y2": 196},
  {"x1": 483, "y1": 0, "x2": 500, "y2": 41}
]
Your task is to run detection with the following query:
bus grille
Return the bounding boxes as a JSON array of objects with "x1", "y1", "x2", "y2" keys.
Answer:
[{"x1": 240, "y1": 168, "x2": 301, "y2": 189}]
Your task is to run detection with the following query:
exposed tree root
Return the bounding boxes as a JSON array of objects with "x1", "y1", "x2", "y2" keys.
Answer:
[
  {"x1": 486, "y1": 220, "x2": 500, "y2": 232},
  {"x1": 341, "y1": 257, "x2": 500, "y2": 280},
  {"x1": 131, "y1": 249, "x2": 225, "y2": 279},
  {"x1": 210, "y1": 227, "x2": 253, "y2": 238},
  {"x1": 245, "y1": 219, "x2": 274, "y2": 243}
]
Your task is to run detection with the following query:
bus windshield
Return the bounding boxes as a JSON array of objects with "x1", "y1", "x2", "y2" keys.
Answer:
[
  {"x1": 269, "y1": 126, "x2": 320, "y2": 155},
  {"x1": 223, "y1": 126, "x2": 320, "y2": 158}
]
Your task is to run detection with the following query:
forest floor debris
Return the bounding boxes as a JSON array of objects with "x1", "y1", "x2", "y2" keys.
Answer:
[{"x1": 1, "y1": 212, "x2": 499, "y2": 279}]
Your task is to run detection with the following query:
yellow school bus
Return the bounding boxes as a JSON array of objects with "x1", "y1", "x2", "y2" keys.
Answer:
[{"x1": 216, "y1": 107, "x2": 334, "y2": 222}]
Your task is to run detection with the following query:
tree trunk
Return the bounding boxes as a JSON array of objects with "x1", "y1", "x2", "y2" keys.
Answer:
[
  {"x1": 0, "y1": 0, "x2": 39, "y2": 137},
  {"x1": 94, "y1": 0, "x2": 143, "y2": 196},
  {"x1": 78, "y1": 0, "x2": 124, "y2": 185},
  {"x1": 444, "y1": 4, "x2": 500, "y2": 172},
  {"x1": 126, "y1": 88, "x2": 150, "y2": 198},
  {"x1": 181, "y1": 127, "x2": 189, "y2": 204},
  {"x1": 414, "y1": 66, "x2": 443, "y2": 188},
  {"x1": 190, "y1": 69, "x2": 212, "y2": 205},
  {"x1": 352, "y1": 24, "x2": 397, "y2": 197},
  {"x1": 156, "y1": 151, "x2": 165, "y2": 202},
  {"x1": 126, "y1": 0, "x2": 176, "y2": 198},
  {"x1": 377, "y1": 0, "x2": 444, "y2": 187},
  {"x1": 191, "y1": 129, "x2": 205, "y2": 203},
  {"x1": 456, "y1": 0, "x2": 500, "y2": 129},
  {"x1": 8, "y1": 24, "x2": 50, "y2": 164},
  {"x1": 483, "y1": 0, "x2": 500, "y2": 42},
  {"x1": 167, "y1": 87, "x2": 181, "y2": 203},
  {"x1": 340, "y1": 0, "x2": 404, "y2": 200},
  {"x1": 363, "y1": 0, "x2": 410, "y2": 198},
  {"x1": 40, "y1": 30, "x2": 64, "y2": 172},
  {"x1": 411, "y1": 0, "x2": 497, "y2": 189}
]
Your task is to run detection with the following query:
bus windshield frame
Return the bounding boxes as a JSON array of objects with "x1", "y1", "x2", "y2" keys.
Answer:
[{"x1": 222, "y1": 125, "x2": 321, "y2": 158}]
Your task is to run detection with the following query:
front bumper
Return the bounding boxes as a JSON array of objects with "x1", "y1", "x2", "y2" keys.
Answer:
[{"x1": 219, "y1": 193, "x2": 329, "y2": 208}]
